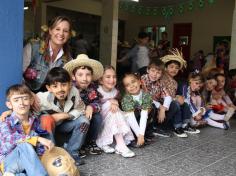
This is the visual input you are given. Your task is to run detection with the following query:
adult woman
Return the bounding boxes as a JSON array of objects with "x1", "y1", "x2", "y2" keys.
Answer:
[{"x1": 23, "y1": 16, "x2": 72, "y2": 92}]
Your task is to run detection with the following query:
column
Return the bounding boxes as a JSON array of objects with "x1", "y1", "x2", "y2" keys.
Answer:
[
  {"x1": 230, "y1": 0, "x2": 236, "y2": 69},
  {"x1": 99, "y1": 0, "x2": 119, "y2": 68},
  {"x1": 0, "y1": 0, "x2": 24, "y2": 111}
]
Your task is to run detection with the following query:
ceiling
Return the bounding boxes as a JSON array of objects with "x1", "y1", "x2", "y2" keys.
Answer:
[
  {"x1": 138, "y1": 0, "x2": 189, "y2": 7},
  {"x1": 25, "y1": 0, "x2": 190, "y2": 7}
]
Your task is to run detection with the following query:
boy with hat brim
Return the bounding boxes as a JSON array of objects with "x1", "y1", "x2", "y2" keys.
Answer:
[
  {"x1": 64, "y1": 54, "x2": 104, "y2": 155},
  {"x1": 161, "y1": 49, "x2": 200, "y2": 135}
]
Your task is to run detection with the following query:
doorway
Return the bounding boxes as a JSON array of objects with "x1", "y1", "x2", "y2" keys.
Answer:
[{"x1": 173, "y1": 23, "x2": 192, "y2": 60}]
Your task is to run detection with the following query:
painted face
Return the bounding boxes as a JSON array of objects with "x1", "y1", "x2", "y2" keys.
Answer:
[
  {"x1": 123, "y1": 75, "x2": 141, "y2": 95},
  {"x1": 100, "y1": 69, "x2": 117, "y2": 91},
  {"x1": 205, "y1": 79, "x2": 217, "y2": 91},
  {"x1": 6, "y1": 94, "x2": 32, "y2": 117},
  {"x1": 46, "y1": 82, "x2": 71, "y2": 101},
  {"x1": 216, "y1": 75, "x2": 225, "y2": 90},
  {"x1": 147, "y1": 67, "x2": 162, "y2": 82},
  {"x1": 49, "y1": 20, "x2": 70, "y2": 48},
  {"x1": 166, "y1": 63, "x2": 180, "y2": 77},
  {"x1": 189, "y1": 79, "x2": 201, "y2": 92},
  {"x1": 73, "y1": 68, "x2": 93, "y2": 89}
]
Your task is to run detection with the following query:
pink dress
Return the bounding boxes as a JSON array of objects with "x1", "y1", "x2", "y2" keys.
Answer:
[{"x1": 96, "y1": 86, "x2": 134, "y2": 148}]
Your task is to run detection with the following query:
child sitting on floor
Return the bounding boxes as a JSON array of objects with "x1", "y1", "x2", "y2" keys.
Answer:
[
  {"x1": 177, "y1": 71, "x2": 207, "y2": 127},
  {"x1": 0, "y1": 84, "x2": 54, "y2": 175},
  {"x1": 121, "y1": 73, "x2": 153, "y2": 147},
  {"x1": 37, "y1": 67, "x2": 89, "y2": 166},
  {"x1": 96, "y1": 66, "x2": 135, "y2": 158},
  {"x1": 64, "y1": 54, "x2": 104, "y2": 155},
  {"x1": 161, "y1": 49, "x2": 200, "y2": 137}
]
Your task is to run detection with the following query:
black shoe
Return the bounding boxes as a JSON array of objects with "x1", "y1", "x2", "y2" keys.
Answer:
[
  {"x1": 128, "y1": 140, "x2": 142, "y2": 148},
  {"x1": 144, "y1": 138, "x2": 154, "y2": 145},
  {"x1": 174, "y1": 128, "x2": 187, "y2": 138},
  {"x1": 223, "y1": 121, "x2": 230, "y2": 130},
  {"x1": 88, "y1": 143, "x2": 102, "y2": 155},
  {"x1": 79, "y1": 149, "x2": 87, "y2": 158},
  {"x1": 183, "y1": 125, "x2": 200, "y2": 134},
  {"x1": 72, "y1": 154, "x2": 85, "y2": 166},
  {"x1": 152, "y1": 129, "x2": 171, "y2": 137}
]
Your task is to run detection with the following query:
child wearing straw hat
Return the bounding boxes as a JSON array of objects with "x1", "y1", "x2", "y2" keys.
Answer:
[
  {"x1": 161, "y1": 49, "x2": 200, "y2": 137},
  {"x1": 64, "y1": 54, "x2": 104, "y2": 156}
]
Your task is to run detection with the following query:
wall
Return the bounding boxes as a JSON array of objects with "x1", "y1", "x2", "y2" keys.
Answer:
[
  {"x1": 0, "y1": 0, "x2": 24, "y2": 111},
  {"x1": 124, "y1": 0, "x2": 235, "y2": 57},
  {"x1": 25, "y1": 0, "x2": 234, "y2": 58}
]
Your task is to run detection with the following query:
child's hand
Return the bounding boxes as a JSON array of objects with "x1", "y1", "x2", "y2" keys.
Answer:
[
  {"x1": 110, "y1": 99, "x2": 119, "y2": 113},
  {"x1": 137, "y1": 135, "x2": 145, "y2": 146},
  {"x1": 0, "y1": 110, "x2": 12, "y2": 121},
  {"x1": 158, "y1": 106, "x2": 166, "y2": 123},
  {"x1": 110, "y1": 103, "x2": 119, "y2": 113},
  {"x1": 85, "y1": 105, "x2": 93, "y2": 120},
  {"x1": 194, "y1": 114, "x2": 202, "y2": 121},
  {"x1": 38, "y1": 137, "x2": 54, "y2": 151}
]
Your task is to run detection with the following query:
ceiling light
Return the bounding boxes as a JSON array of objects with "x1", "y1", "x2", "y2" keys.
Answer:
[
  {"x1": 131, "y1": 0, "x2": 139, "y2": 2},
  {"x1": 24, "y1": 6, "x2": 29, "y2": 10}
]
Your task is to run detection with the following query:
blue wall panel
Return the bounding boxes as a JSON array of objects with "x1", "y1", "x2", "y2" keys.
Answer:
[{"x1": 0, "y1": 0, "x2": 24, "y2": 112}]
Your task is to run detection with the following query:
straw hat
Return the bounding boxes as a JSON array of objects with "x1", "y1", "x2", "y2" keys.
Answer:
[
  {"x1": 63, "y1": 54, "x2": 104, "y2": 81},
  {"x1": 41, "y1": 147, "x2": 80, "y2": 176},
  {"x1": 160, "y1": 48, "x2": 187, "y2": 70}
]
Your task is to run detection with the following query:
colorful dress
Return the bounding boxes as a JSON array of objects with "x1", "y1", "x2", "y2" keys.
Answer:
[{"x1": 96, "y1": 86, "x2": 134, "y2": 147}]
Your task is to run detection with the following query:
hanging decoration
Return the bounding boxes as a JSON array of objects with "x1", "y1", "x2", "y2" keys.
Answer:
[
  {"x1": 188, "y1": 1, "x2": 194, "y2": 11},
  {"x1": 199, "y1": 0, "x2": 205, "y2": 8},
  {"x1": 119, "y1": 0, "x2": 217, "y2": 18},
  {"x1": 208, "y1": 0, "x2": 215, "y2": 4}
]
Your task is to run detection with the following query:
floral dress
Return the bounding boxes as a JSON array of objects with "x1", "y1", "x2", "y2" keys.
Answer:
[{"x1": 96, "y1": 86, "x2": 134, "y2": 148}]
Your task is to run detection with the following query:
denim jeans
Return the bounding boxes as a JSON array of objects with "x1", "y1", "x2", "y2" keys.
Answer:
[
  {"x1": 3, "y1": 143, "x2": 48, "y2": 176},
  {"x1": 151, "y1": 101, "x2": 187, "y2": 130},
  {"x1": 171, "y1": 101, "x2": 191, "y2": 128},
  {"x1": 86, "y1": 112, "x2": 103, "y2": 142},
  {"x1": 56, "y1": 116, "x2": 90, "y2": 156}
]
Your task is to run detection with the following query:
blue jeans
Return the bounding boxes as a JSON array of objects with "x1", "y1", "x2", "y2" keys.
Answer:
[
  {"x1": 3, "y1": 143, "x2": 48, "y2": 176},
  {"x1": 56, "y1": 116, "x2": 90, "y2": 156},
  {"x1": 86, "y1": 113, "x2": 103, "y2": 142},
  {"x1": 171, "y1": 101, "x2": 191, "y2": 128}
]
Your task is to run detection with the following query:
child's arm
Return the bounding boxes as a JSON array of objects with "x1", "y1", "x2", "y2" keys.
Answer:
[
  {"x1": 51, "y1": 112, "x2": 71, "y2": 122},
  {"x1": 37, "y1": 136, "x2": 54, "y2": 151}
]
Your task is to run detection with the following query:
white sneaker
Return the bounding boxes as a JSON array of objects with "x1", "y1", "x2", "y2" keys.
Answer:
[
  {"x1": 101, "y1": 145, "x2": 115, "y2": 153},
  {"x1": 224, "y1": 107, "x2": 235, "y2": 121},
  {"x1": 115, "y1": 147, "x2": 135, "y2": 158}
]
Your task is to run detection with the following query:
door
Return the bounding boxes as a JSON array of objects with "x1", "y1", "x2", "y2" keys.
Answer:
[{"x1": 173, "y1": 23, "x2": 192, "y2": 60}]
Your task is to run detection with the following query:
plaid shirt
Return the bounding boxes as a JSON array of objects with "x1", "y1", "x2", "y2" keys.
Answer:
[
  {"x1": 160, "y1": 73, "x2": 178, "y2": 98},
  {"x1": 141, "y1": 74, "x2": 170, "y2": 102},
  {"x1": 0, "y1": 112, "x2": 46, "y2": 164},
  {"x1": 77, "y1": 82, "x2": 102, "y2": 113}
]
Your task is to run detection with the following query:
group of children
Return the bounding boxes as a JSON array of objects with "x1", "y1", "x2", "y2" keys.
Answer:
[{"x1": 0, "y1": 50, "x2": 235, "y2": 175}]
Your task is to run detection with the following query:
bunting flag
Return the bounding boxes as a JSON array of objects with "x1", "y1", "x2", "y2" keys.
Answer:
[{"x1": 119, "y1": 0, "x2": 216, "y2": 18}]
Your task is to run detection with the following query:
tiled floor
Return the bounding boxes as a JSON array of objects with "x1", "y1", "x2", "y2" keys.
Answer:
[{"x1": 79, "y1": 119, "x2": 236, "y2": 176}]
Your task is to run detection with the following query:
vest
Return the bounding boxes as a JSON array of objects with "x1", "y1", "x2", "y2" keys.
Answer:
[{"x1": 24, "y1": 41, "x2": 67, "y2": 91}]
